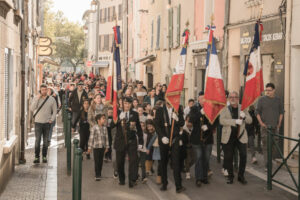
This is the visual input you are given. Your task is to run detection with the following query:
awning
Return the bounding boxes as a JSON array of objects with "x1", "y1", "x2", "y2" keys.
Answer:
[
  {"x1": 134, "y1": 54, "x2": 156, "y2": 64},
  {"x1": 92, "y1": 61, "x2": 110, "y2": 68}
]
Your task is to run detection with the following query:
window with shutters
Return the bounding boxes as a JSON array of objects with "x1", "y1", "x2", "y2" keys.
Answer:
[
  {"x1": 151, "y1": 20, "x2": 154, "y2": 50},
  {"x1": 104, "y1": 35, "x2": 109, "y2": 51},
  {"x1": 113, "y1": 6, "x2": 116, "y2": 21},
  {"x1": 156, "y1": 15, "x2": 160, "y2": 49},
  {"x1": 100, "y1": 9, "x2": 103, "y2": 23},
  {"x1": 99, "y1": 35, "x2": 102, "y2": 52},
  {"x1": 118, "y1": 4, "x2": 122, "y2": 20},
  {"x1": 168, "y1": 8, "x2": 173, "y2": 49},
  {"x1": 104, "y1": 8, "x2": 107, "y2": 23},
  {"x1": 108, "y1": 7, "x2": 111, "y2": 22},
  {"x1": 4, "y1": 48, "x2": 14, "y2": 140},
  {"x1": 173, "y1": 7, "x2": 177, "y2": 48},
  {"x1": 177, "y1": 4, "x2": 181, "y2": 46}
]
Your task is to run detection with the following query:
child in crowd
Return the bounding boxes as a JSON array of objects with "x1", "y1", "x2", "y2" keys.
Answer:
[
  {"x1": 146, "y1": 120, "x2": 162, "y2": 185},
  {"x1": 138, "y1": 121, "x2": 148, "y2": 183},
  {"x1": 79, "y1": 99, "x2": 91, "y2": 159},
  {"x1": 88, "y1": 114, "x2": 109, "y2": 181},
  {"x1": 182, "y1": 114, "x2": 195, "y2": 179}
]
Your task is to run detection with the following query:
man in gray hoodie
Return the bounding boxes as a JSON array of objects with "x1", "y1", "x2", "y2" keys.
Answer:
[{"x1": 31, "y1": 84, "x2": 57, "y2": 163}]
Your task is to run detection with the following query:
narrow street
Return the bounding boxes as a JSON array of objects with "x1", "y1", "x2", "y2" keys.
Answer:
[{"x1": 0, "y1": 115, "x2": 297, "y2": 200}]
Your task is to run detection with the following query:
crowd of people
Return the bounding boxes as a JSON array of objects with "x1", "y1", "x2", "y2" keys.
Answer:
[{"x1": 30, "y1": 71, "x2": 283, "y2": 194}]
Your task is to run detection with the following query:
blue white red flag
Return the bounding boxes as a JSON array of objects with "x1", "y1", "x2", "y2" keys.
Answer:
[
  {"x1": 203, "y1": 32, "x2": 226, "y2": 124},
  {"x1": 241, "y1": 21, "x2": 264, "y2": 111},
  {"x1": 165, "y1": 29, "x2": 190, "y2": 112}
]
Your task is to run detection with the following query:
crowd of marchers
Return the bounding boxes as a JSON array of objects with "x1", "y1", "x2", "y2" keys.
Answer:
[{"x1": 30, "y1": 71, "x2": 283, "y2": 194}]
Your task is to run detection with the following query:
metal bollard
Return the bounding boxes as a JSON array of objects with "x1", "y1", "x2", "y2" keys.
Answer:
[
  {"x1": 267, "y1": 127, "x2": 273, "y2": 190},
  {"x1": 217, "y1": 125, "x2": 221, "y2": 163},
  {"x1": 73, "y1": 148, "x2": 83, "y2": 200},
  {"x1": 67, "y1": 111, "x2": 72, "y2": 175},
  {"x1": 298, "y1": 134, "x2": 300, "y2": 200},
  {"x1": 72, "y1": 139, "x2": 79, "y2": 199},
  {"x1": 64, "y1": 106, "x2": 68, "y2": 147}
]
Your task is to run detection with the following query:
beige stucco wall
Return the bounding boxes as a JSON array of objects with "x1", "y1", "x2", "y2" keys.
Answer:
[{"x1": 0, "y1": 4, "x2": 22, "y2": 192}]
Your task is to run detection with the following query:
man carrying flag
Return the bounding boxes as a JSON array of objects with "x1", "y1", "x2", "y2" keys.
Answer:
[
  {"x1": 109, "y1": 24, "x2": 144, "y2": 188},
  {"x1": 157, "y1": 26, "x2": 188, "y2": 193}
]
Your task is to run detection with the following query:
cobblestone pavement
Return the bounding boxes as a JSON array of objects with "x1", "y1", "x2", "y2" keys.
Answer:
[{"x1": 0, "y1": 118, "x2": 60, "y2": 200}]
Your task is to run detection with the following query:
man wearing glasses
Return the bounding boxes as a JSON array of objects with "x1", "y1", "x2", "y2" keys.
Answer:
[
  {"x1": 256, "y1": 83, "x2": 284, "y2": 171},
  {"x1": 220, "y1": 91, "x2": 252, "y2": 184}
]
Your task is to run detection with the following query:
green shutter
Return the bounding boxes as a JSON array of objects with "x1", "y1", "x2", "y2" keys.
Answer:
[
  {"x1": 151, "y1": 20, "x2": 154, "y2": 49},
  {"x1": 177, "y1": 4, "x2": 181, "y2": 46},
  {"x1": 156, "y1": 15, "x2": 160, "y2": 49},
  {"x1": 168, "y1": 8, "x2": 173, "y2": 48}
]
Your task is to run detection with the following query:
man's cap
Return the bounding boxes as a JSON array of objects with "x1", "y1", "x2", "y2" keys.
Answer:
[
  {"x1": 77, "y1": 82, "x2": 84, "y2": 86},
  {"x1": 198, "y1": 91, "x2": 204, "y2": 96}
]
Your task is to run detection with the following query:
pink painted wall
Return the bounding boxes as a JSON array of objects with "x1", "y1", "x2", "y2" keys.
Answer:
[{"x1": 194, "y1": 0, "x2": 225, "y2": 41}]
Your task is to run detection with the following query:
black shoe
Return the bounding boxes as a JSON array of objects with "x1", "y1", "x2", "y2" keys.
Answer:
[
  {"x1": 42, "y1": 157, "x2": 47, "y2": 163},
  {"x1": 176, "y1": 186, "x2": 186, "y2": 193},
  {"x1": 129, "y1": 181, "x2": 134, "y2": 188},
  {"x1": 196, "y1": 180, "x2": 202, "y2": 187},
  {"x1": 119, "y1": 181, "x2": 125, "y2": 185},
  {"x1": 160, "y1": 185, "x2": 167, "y2": 191},
  {"x1": 86, "y1": 154, "x2": 91, "y2": 159},
  {"x1": 33, "y1": 158, "x2": 40, "y2": 164},
  {"x1": 201, "y1": 179, "x2": 209, "y2": 184},
  {"x1": 238, "y1": 176, "x2": 248, "y2": 185},
  {"x1": 226, "y1": 177, "x2": 234, "y2": 184}
]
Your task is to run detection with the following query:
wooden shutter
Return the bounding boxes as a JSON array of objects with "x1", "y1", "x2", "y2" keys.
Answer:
[
  {"x1": 100, "y1": 9, "x2": 102, "y2": 23},
  {"x1": 4, "y1": 48, "x2": 9, "y2": 139},
  {"x1": 177, "y1": 4, "x2": 181, "y2": 46},
  {"x1": 168, "y1": 8, "x2": 173, "y2": 48},
  {"x1": 156, "y1": 15, "x2": 160, "y2": 49},
  {"x1": 118, "y1": 4, "x2": 122, "y2": 20},
  {"x1": 151, "y1": 20, "x2": 154, "y2": 50}
]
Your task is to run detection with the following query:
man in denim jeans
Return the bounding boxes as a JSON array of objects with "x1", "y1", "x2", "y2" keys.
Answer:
[
  {"x1": 31, "y1": 84, "x2": 57, "y2": 164},
  {"x1": 256, "y1": 83, "x2": 283, "y2": 171},
  {"x1": 190, "y1": 91, "x2": 217, "y2": 187}
]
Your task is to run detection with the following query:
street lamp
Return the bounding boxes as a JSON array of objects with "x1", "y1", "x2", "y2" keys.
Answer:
[{"x1": 91, "y1": 0, "x2": 98, "y2": 12}]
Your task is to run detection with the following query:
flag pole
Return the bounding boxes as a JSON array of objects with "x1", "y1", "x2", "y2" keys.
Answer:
[
  {"x1": 169, "y1": 21, "x2": 190, "y2": 148},
  {"x1": 204, "y1": 14, "x2": 215, "y2": 91}
]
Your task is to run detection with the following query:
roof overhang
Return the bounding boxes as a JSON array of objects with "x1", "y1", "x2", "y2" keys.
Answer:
[{"x1": 134, "y1": 54, "x2": 156, "y2": 64}]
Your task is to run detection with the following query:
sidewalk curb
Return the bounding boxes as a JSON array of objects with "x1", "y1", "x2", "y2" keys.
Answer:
[
  {"x1": 44, "y1": 125, "x2": 59, "y2": 200},
  {"x1": 211, "y1": 150, "x2": 298, "y2": 197}
]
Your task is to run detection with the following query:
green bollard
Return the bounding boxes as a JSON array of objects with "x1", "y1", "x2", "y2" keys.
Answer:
[
  {"x1": 267, "y1": 127, "x2": 273, "y2": 190},
  {"x1": 217, "y1": 125, "x2": 221, "y2": 163},
  {"x1": 72, "y1": 139, "x2": 79, "y2": 199},
  {"x1": 73, "y1": 148, "x2": 83, "y2": 200},
  {"x1": 67, "y1": 111, "x2": 72, "y2": 175},
  {"x1": 64, "y1": 105, "x2": 68, "y2": 147},
  {"x1": 298, "y1": 133, "x2": 300, "y2": 200}
]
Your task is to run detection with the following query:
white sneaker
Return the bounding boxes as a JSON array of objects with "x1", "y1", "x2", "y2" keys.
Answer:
[
  {"x1": 186, "y1": 172, "x2": 191, "y2": 180},
  {"x1": 251, "y1": 157, "x2": 257, "y2": 164},
  {"x1": 208, "y1": 170, "x2": 213, "y2": 177},
  {"x1": 223, "y1": 169, "x2": 229, "y2": 177}
]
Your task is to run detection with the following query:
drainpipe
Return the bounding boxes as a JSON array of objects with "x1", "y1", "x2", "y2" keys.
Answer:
[
  {"x1": 19, "y1": 0, "x2": 26, "y2": 164},
  {"x1": 284, "y1": 0, "x2": 292, "y2": 157}
]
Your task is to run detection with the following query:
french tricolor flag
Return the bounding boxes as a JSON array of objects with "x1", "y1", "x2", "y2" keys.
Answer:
[
  {"x1": 203, "y1": 33, "x2": 226, "y2": 124},
  {"x1": 106, "y1": 25, "x2": 122, "y2": 123},
  {"x1": 241, "y1": 21, "x2": 264, "y2": 111}
]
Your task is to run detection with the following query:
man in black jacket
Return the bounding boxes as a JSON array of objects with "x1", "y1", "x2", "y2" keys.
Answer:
[
  {"x1": 190, "y1": 91, "x2": 217, "y2": 186},
  {"x1": 68, "y1": 82, "x2": 88, "y2": 131},
  {"x1": 113, "y1": 97, "x2": 143, "y2": 188},
  {"x1": 154, "y1": 102, "x2": 185, "y2": 192}
]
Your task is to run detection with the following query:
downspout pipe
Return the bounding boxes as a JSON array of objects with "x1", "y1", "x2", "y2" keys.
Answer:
[{"x1": 20, "y1": 0, "x2": 26, "y2": 164}]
